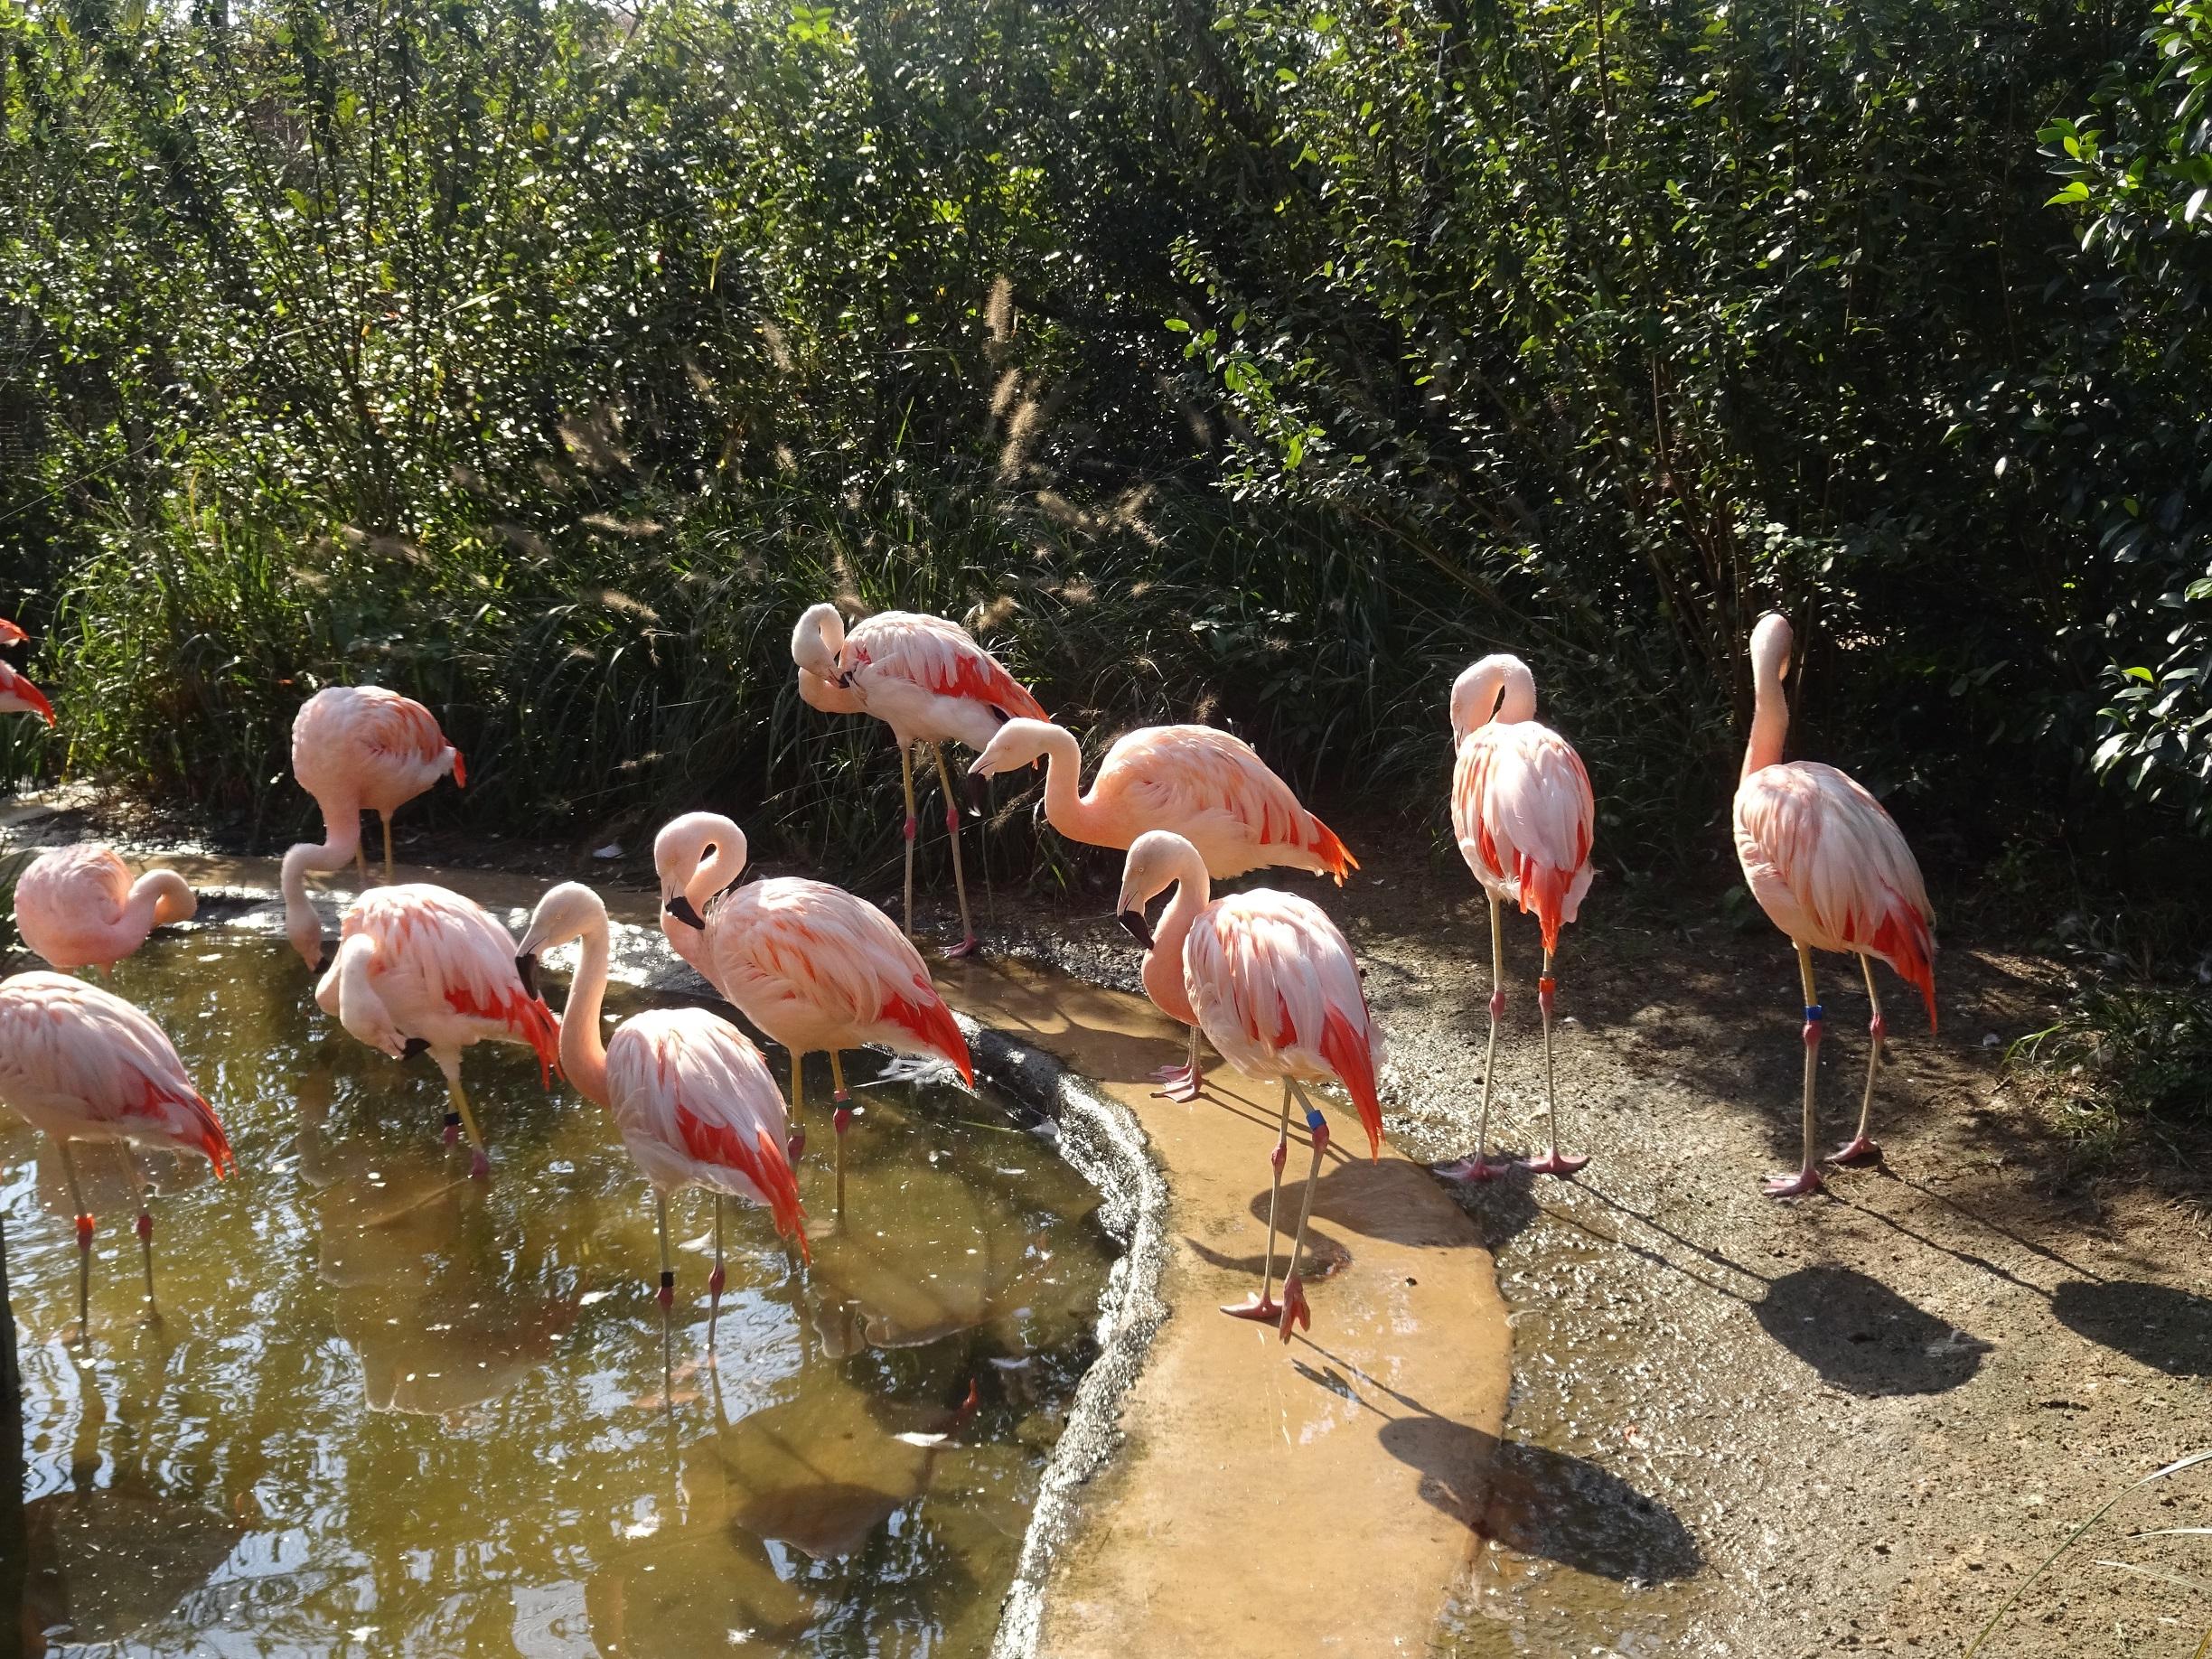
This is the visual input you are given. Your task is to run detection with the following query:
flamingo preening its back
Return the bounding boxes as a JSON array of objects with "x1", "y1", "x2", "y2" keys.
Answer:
[
  {"x1": 283, "y1": 686, "x2": 465, "y2": 965},
  {"x1": 792, "y1": 604, "x2": 1046, "y2": 955},
  {"x1": 0, "y1": 971, "x2": 237, "y2": 1335},
  {"x1": 970, "y1": 717, "x2": 1357, "y2": 1101},
  {"x1": 14, "y1": 844, "x2": 198, "y2": 976},
  {"x1": 654, "y1": 812, "x2": 973, "y2": 1208},
  {"x1": 517, "y1": 881, "x2": 807, "y2": 1369},
  {"x1": 1439, "y1": 654, "x2": 1596, "y2": 1182},
  {"x1": 1735, "y1": 613, "x2": 1936, "y2": 1199},
  {"x1": 314, "y1": 883, "x2": 560, "y2": 1179},
  {"x1": 1115, "y1": 830, "x2": 1384, "y2": 1341}
]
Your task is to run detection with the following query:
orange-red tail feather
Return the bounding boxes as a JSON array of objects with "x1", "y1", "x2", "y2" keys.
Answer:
[
  {"x1": 1870, "y1": 906, "x2": 1939, "y2": 1033},
  {"x1": 1305, "y1": 814, "x2": 1359, "y2": 886},
  {"x1": 883, "y1": 987, "x2": 975, "y2": 1084},
  {"x1": 1318, "y1": 1007, "x2": 1383, "y2": 1160}
]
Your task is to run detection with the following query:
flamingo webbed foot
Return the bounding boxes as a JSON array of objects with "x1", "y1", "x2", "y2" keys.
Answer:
[
  {"x1": 1221, "y1": 1291, "x2": 1283, "y2": 1323},
  {"x1": 1149, "y1": 1066, "x2": 1203, "y2": 1103},
  {"x1": 1277, "y1": 1271, "x2": 1311, "y2": 1342},
  {"x1": 944, "y1": 934, "x2": 980, "y2": 960},
  {"x1": 787, "y1": 1127, "x2": 807, "y2": 1163},
  {"x1": 1522, "y1": 1149, "x2": 1589, "y2": 1178},
  {"x1": 1435, "y1": 1154, "x2": 1514, "y2": 1184},
  {"x1": 469, "y1": 1149, "x2": 492, "y2": 1181},
  {"x1": 1828, "y1": 1134, "x2": 1883, "y2": 1167},
  {"x1": 1762, "y1": 1167, "x2": 1823, "y2": 1199}
]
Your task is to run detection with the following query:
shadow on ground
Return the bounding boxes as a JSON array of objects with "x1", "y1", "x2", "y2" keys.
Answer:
[
  {"x1": 1751, "y1": 1263, "x2": 1991, "y2": 1396},
  {"x1": 2051, "y1": 1279, "x2": 2212, "y2": 1378}
]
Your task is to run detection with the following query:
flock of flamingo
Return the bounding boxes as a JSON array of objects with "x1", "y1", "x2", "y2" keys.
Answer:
[{"x1": 0, "y1": 602, "x2": 1936, "y2": 1354}]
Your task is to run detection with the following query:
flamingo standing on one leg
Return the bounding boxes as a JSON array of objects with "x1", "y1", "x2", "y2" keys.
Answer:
[
  {"x1": 1115, "y1": 830, "x2": 1384, "y2": 1340},
  {"x1": 1437, "y1": 655, "x2": 1596, "y2": 1182},
  {"x1": 517, "y1": 882, "x2": 807, "y2": 1370},
  {"x1": 314, "y1": 884, "x2": 560, "y2": 1179},
  {"x1": 792, "y1": 604, "x2": 1046, "y2": 956},
  {"x1": 283, "y1": 687, "x2": 465, "y2": 964},
  {"x1": 654, "y1": 813, "x2": 973, "y2": 1207},
  {"x1": 1735, "y1": 613, "x2": 1937, "y2": 1199},
  {"x1": 970, "y1": 717, "x2": 1357, "y2": 1101},
  {"x1": 0, "y1": 971, "x2": 237, "y2": 1335},
  {"x1": 14, "y1": 845, "x2": 199, "y2": 976}
]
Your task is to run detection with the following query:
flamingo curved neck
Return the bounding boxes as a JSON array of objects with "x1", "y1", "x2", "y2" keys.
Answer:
[
  {"x1": 125, "y1": 870, "x2": 194, "y2": 940},
  {"x1": 282, "y1": 818, "x2": 362, "y2": 941},
  {"x1": 1150, "y1": 853, "x2": 1213, "y2": 976},
  {"x1": 1495, "y1": 660, "x2": 1538, "y2": 725},
  {"x1": 1745, "y1": 640, "x2": 1792, "y2": 780},
  {"x1": 559, "y1": 917, "x2": 614, "y2": 1110},
  {"x1": 1035, "y1": 726, "x2": 1094, "y2": 841},
  {"x1": 686, "y1": 834, "x2": 748, "y2": 914},
  {"x1": 329, "y1": 933, "x2": 389, "y2": 1048}
]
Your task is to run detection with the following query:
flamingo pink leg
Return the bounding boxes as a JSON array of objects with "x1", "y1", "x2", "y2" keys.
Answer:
[
  {"x1": 1152, "y1": 1025, "x2": 1204, "y2": 1102},
  {"x1": 786, "y1": 1049, "x2": 809, "y2": 1164},
  {"x1": 1522, "y1": 949, "x2": 1589, "y2": 1177},
  {"x1": 706, "y1": 1194, "x2": 726, "y2": 1360},
  {"x1": 439, "y1": 1059, "x2": 492, "y2": 1181},
  {"x1": 1830, "y1": 954, "x2": 1886, "y2": 1167},
  {"x1": 1440, "y1": 893, "x2": 1515, "y2": 1183},
  {"x1": 118, "y1": 1143, "x2": 157, "y2": 1310},
  {"x1": 934, "y1": 745, "x2": 979, "y2": 958},
  {"x1": 60, "y1": 1140, "x2": 93, "y2": 1339},
  {"x1": 1764, "y1": 944, "x2": 1825, "y2": 1199},
  {"x1": 1276, "y1": 1098, "x2": 1331, "y2": 1342},
  {"x1": 830, "y1": 1049, "x2": 852, "y2": 1220},
  {"x1": 654, "y1": 1192, "x2": 676, "y2": 1404},
  {"x1": 1223, "y1": 1083, "x2": 1292, "y2": 1322},
  {"x1": 900, "y1": 745, "x2": 921, "y2": 943}
]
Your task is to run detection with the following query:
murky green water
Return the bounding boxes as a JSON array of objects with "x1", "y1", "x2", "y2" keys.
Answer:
[{"x1": 3, "y1": 932, "x2": 1115, "y2": 1656}]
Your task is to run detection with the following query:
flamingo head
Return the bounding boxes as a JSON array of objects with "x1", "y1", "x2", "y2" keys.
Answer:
[
  {"x1": 653, "y1": 811, "x2": 749, "y2": 930},
  {"x1": 1115, "y1": 830, "x2": 1204, "y2": 948},
  {"x1": 516, "y1": 880, "x2": 607, "y2": 985},
  {"x1": 791, "y1": 603, "x2": 847, "y2": 681},
  {"x1": 1752, "y1": 612, "x2": 1794, "y2": 681},
  {"x1": 968, "y1": 717, "x2": 1058, "y2": 780},
  {"x1": 1449, "y1": 653, "x2": 1536, "y2": 745}
]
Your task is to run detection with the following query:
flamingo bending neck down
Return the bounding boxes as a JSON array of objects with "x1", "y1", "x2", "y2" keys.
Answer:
[
  {"x1": 284, "y1": 687, "x2": 465, "y2": 964},
  {"x1": 1734, "y1": 613, "x2": 1937, "y2": 1199},
  {"x1": 517, "y1": 881, "x2": 807, "y2": 1372},
  {"x1": 0, "y1": 971, "x2": 237, "y2": 1336},
  {"x1": 1438, "y1": 653, "x2": 1596, "y2": 1182},
  {"x1": 314, "y1": 883, "x2": 559, "y2": 1179},
  {"x1": 14, "y1": 845, "x2": 198, "y2": 975},
  {"x1": 654, "y1": 811, "x2": 973, "y2": 1213},
  {"x1": 1115, "y1": 830, "x2": 1384, "y2": 1341},
  {"x1": 970, "y1": 716, "x2": 1358, "y2": 1101},
  {"x1": 792, "y1": 603, "x2": 1046, "y2": 956}
]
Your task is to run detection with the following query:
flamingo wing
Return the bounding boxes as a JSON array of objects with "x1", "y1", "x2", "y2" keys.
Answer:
[
  {"x1": 1452, "y1": 721, "x2": 1594, "y2": 951},
  {"x1": 353, "y1": 687, "x2": 459, "y2": 774},
  {"x1": 0, "y1": 660, "x2": 55, "y2": 726},
  {"x1": 1185, "y1": 893, "x2": 1384, "y2": 1158},
  {"x1": 0, "y1": 973, "x2": 235, "y2": 1172},
  {"x1": 605, "y1": 1010, "x2": 808, "y2": 1254},
  {"x1": 0, "y1": 617, "x2": 26, "y2": 646},
  {"x1": 1735, "y1": 761, "x2": 1937, "y2": 1026},
  {"x1": 347, "y1": 886, "x2": 561, "y2": 1079},
  {"x1": 848, "y1": 612, "x2": 1047, "y2": 722},
  {"x1": 709, "y1": 879, "x2": 972, "y2": 1082},
  {"x1": 1104, "y1": 726, "x2": 1354, "y2": 879}
]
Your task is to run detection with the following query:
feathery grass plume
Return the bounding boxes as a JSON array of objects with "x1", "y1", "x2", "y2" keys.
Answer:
[
  {"x1": 998, "y1": 398, "x2": 1044, "y2": 482},
  {"x1": 581, "y1": 514, "x2": 666, "y2": 539},
  {"x1": 558, "y1": 405, "x2": 633, "y2": 475},
  {"x1": 971, "y1": 595, "x2": 1019, "y2": 631},
  {"x1": 984, "y1": 275, "x2": 1014, "y2": 347},
  {"x1": 596, "y1": 590, "x2": 662, "y2": 623},
  {"x1": 490, "y1": 522, "x2": 552, "y2": 561},
  {"x1": 989, "y1": 369, "x2": 1021, "y2": 419},
  {"x1": 680, "y1": 350, "x2": 721, "y2": 408},
  {"x1": 758, "y1": 322, "x2": 795, "y2": 373}
]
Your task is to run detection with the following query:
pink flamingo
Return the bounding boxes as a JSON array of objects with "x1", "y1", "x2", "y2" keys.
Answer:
[
  {"x1": 0, "y1": 618, "x2": 25, "y2": 645},
  {"x1": 1115, "y1": 830, "x2": 1384, "y2": 1340},
  {"x1": 1736, "y1": 613, "x2": 1936, "y2": 1198},
  {"x1": 14, "y1": 844, "x2": 199, "y2": 976},
  {"x1": 517, "y1": 882, "x2": 807, "y2": 1359},
  {"x1": 792, "y1": 604, "x2": 1047, "y2": 955},
  {"x1": 970, "y1": 717, "x2": 1358, "y2": 1101},
  {"x1": 283, "y1": 686, "x2": 465, "y2": 966},
  {"x1": 314, "y1": 883, "x2": 560, "y2": 1178},
  {"x1": 654, "y1": 812, "x2": 973, "y2": 1204},
  {"x1": 0, "y1": 657, "x2": 54, "y2": 726},
  {"x1": 1438, "y1": 654, "x2": 1596, "y2": 1182},
  {"x1": 0, "y1": 970, "x2": 237, "y2": 1333}
]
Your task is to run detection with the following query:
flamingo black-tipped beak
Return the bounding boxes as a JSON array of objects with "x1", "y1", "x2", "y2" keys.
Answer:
[
  {"x1": 309, "y1": 949, "x2": 327, "y2": 976},
  {"x1": 1117, "y1": 909, "x2": 1155, "y2": 950},
  {"x1": 835, "y1": 670, "x2": 855, "y2": 689},
  {"x1": 401, "y1": 1036, "x2": 430, "y2": 1059},
  {"x1": 514, "y1": 952, "x2": 539, "y2": 998},
  {"x1": 664, "y1": 894, "x2": 706, "y2": 931},
  {"x1": 964, "y1": 772, "x2": 990, "y2": 814}
]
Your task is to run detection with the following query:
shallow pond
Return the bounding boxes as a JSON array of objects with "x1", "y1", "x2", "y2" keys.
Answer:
[{"x1": 2, "y1": 932, "x2": 1117, "y2": 1656}]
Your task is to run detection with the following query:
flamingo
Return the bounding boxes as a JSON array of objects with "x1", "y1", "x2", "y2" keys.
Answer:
[
  {"x1": 1437, "y1": 654, "x2": 1596, "y2": 1182},
  {"x1": 1114, "y1": 830, "x2": 1384, "y2": 1340},
  {"x1": 14, "y1": 844, "x2": 199, "y2": 976},
  {"x1": 0, "y1": 617, "x2": 25, "y2": 645},
  {"x1": 970, "y1": 717, "x2": 1358, "y2": 1101},
  {"x1": 314, "y1": 883, "x2": 560, "y2": 1178},
  {"x1": 516, "y1": 881, "x2": 807, "y2": 1362},
  {"x1": 0, "y1": 657, "x2": 54, "y2": 726},
  {"x1": 791, "y1": 603, "x2": 1047, "y2": 955},
  {"x1": 1736, "y1": 612, "x2": 1937, "y2": 1199},
  {"x1": 654, "y1": 812, "x2": 973, "y2": 1205},
  {"x1": 0, "y1": 971, "x2": 237, "y2": 1333},
  {"x1": 282, "y1": 686, "x2": 465, "y2": 966}
]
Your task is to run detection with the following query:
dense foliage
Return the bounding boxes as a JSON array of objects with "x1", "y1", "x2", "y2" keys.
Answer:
[{"x1": 0, "y1": 0, "x2": 2205, "y2": 910}]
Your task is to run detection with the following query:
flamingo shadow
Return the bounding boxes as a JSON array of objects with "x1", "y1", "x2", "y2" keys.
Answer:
[
  {"x1": 2051, "y1": 1280, "x2": 2212, "y2": 1378},
  {"x1": 1751, "y1": 1264, "x2": 1989, "y2": 1396}
]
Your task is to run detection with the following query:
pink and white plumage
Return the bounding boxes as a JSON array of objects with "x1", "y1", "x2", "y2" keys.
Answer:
[
  {"x1": 14, "y1": 844, "x2": 198, "y2": 975},
  {"x1": 316, "y1": 882, "x2": 559, "y2": 1177},
  {"x1": 0, "y1": 617, "x2": 26, "y2": 646},
  {"x1": 518, "y1": 882, "x2": 806, "y2": 1355},
  {"x1": 0, "y1": 657, "x2": 54, "y2": 726},
  {"x1": 792, "y1": 603, "x2": 1047, "y2": 954},
  {"x1": 656, "y1": 812, "x2": 971, "y2": 1180},
  {"x1": 283, "y1": 685, "x2": 466, "y2": 965},
  {"x1": 0, "y1": 970, "x2": 237, "y2": 1331},
  {"x1": 1735, "y1": 612, "x2": 1937, "y2": 1198},
  {"x1": 1116, "y1": 830, "x2": 1383, "y2": 1340},
  {"x1": 1441, "y1": 654, "x2": 1595, "y2": 1180}
]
